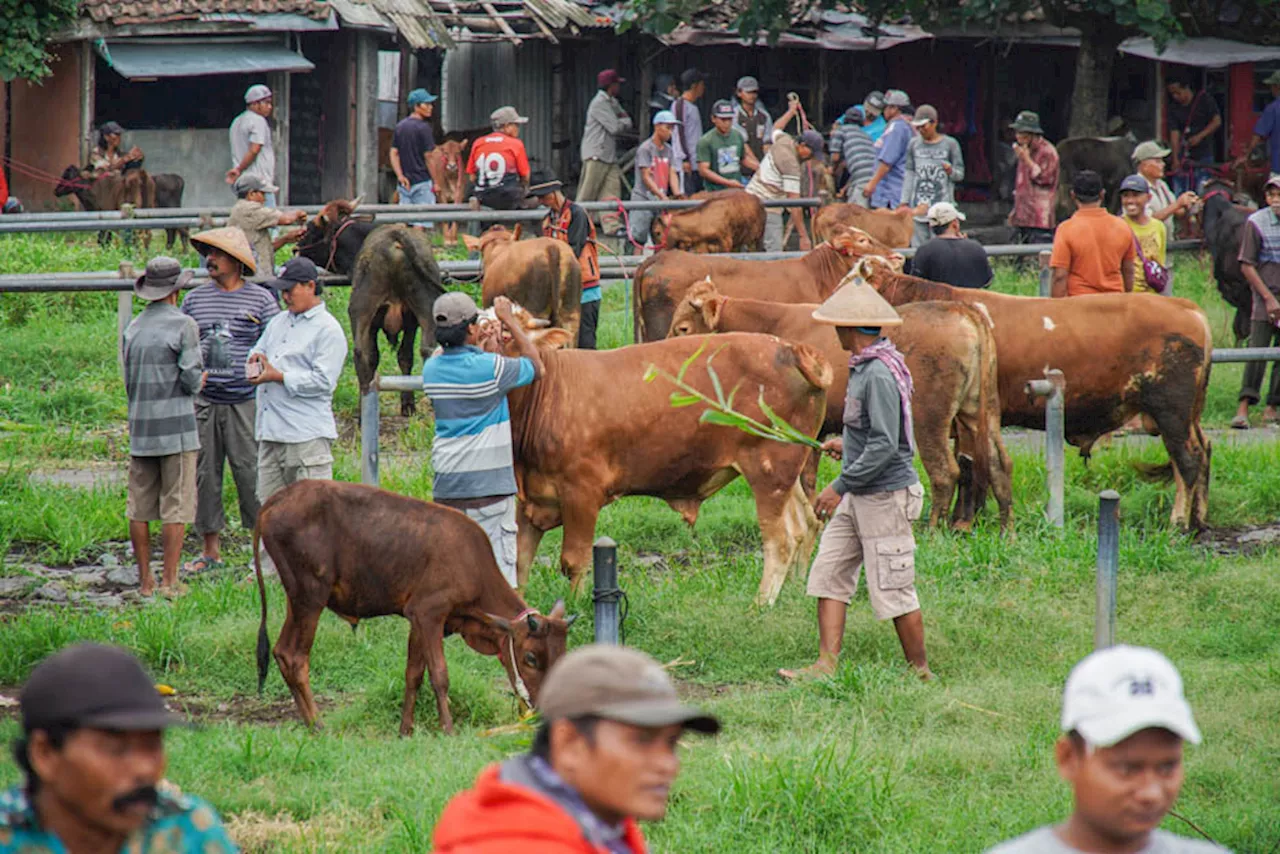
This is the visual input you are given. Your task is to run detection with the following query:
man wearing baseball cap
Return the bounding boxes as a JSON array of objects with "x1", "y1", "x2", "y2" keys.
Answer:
[
  {"x1": 246, "y1": 257, "x2": 348, "y2": 506},
  {"x1": 421, "y1": 293, "x2": 542, "y2": 586},
  {"x1": 229, "y1": 174, "x2": 307, "y2": 281},
  {"x1": 391, "y1": 88, "x2": 441, "y2": 226},
  {"x1": 1049, "y1": 170, "x2": 1135, "y2": 298},
  {"x1": 863, "y1": 89, "x2": 912, "y2": 209},
  {"x1": 910, "y1": 202, "x2": 992, "y2": 289},
  {"x1": 579, "y1": 70, "x2": 633, "y2": 237},
  {"x1": 1231, "y1": 172, "x2": 1280, "y2": 430},
  {"x1": 2, "y1": 644, "x2": 236, "y2": 851},
  {"x1": 697, "y1": 99, "x2": 759, "y2": 189},
  {"x1": 431, "y1": 644, "x2": 720, "y2": 852},
  {"x1": 629, "y1": 110, "x2": 684, "y2": 251},
  {"x1": 733, "y1": 75, "x2": 772, "y2": 175},
  {"x1": 986, "y1": 645, "x2": 1225, "y2": 853},
  {"x1": 901, "y1": 105, "x2": 965, "y2": 246},
  {"x1": 466, "y1": 106, "x2": 532, "y2": 223},
  {"x1": 227, "y1": 84, "x2": 276, "y2": 206},
  {"x1": 744, "y1": 99, "x2": 820, "y2": 251},
  {"x1": 862, "y1": 91, "x2": 887, "y2": 141},
  {"x1": 672, "y1": 69, "x2": 707, "y2": 194}
]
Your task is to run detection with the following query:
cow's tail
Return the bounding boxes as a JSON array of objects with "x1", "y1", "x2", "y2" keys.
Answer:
[
  {"x1": 547, "y1": 242, "x2": 564, "y2": 334},
  {"x1": 397, "y1": 227, "x2": 445, "y2": 297},
  {"x1": 967, "y1": 316, "x2": 995, "y2": 515},
  {"x1": 254, "y1": 523, "x2": 270, "y2": 695},
  {"x1": 631, "y1": 259, "x2": 649, "y2": 343}
]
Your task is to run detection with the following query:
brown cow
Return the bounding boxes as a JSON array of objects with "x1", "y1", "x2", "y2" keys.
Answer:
[
  {"x1": 668, "y1": 281, "x2": 1012, "y2": 531},
  {"x1": 860, "y1": 257, "x2": 1213, "y2": 529},
  {"x1": 652, "y1": 190, "x2": 766, "y2": 253},
  {"x1": 508, "y1": 330, "x2": 830, "y2": 606},
  {"x1": 426, "y1": 139, "x2": 467, "y2": 246},
  {"x1": 812, "y1": 203, "x2": 917, "y2": 248},
  {"x1": 464, "y1": 226, "x2": 583, "y2": 346},
  {"x1": 255, "y1": 480, "x2": 574, "y2": 736},
  {"x1": 633, "y1": 225, "x2": 901, "y2": 342}
]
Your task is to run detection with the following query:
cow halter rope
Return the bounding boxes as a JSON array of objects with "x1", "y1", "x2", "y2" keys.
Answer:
[{"x1": 505, "y1": 607, "x2": 540, "y2": 705}]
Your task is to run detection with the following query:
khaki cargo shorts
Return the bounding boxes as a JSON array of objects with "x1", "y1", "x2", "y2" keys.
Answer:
[
  {"x1": 256, "y1": 438, "x2": 334, "y2": 504},
  {"x1": 127, "y1": 451, "x2": 198, "y2": 524},
  {"x1": 806, "y1": 483, "x2": 924, "y2": 620}
]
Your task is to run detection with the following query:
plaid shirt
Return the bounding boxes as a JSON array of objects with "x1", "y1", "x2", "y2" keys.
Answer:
[
  {"x1": 1010, "y1": 137, "x2": 1060, "y2": 230},
  {"x1": 0, "y1": 784, "x2": 238, "y2": 853},
  {"x1": 122, "y1": 302, "x2": 203, "y2": 457}
]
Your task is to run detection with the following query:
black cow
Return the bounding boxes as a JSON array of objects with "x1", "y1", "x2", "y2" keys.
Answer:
[
  {"x1": 1201, "y1": 179, "x2": 1253, "y2": 342},
  {"x1": 295, "y1": 199, "x2": 445, "y2": 416},
  {"x1": 1054, "y1": 136, "x2": 1137, "y2": 223},
  {"x1": 152, "y1": 173, "x2": 188, "y2": 252}
]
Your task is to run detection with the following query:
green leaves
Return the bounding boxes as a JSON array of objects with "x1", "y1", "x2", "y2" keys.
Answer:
[
  {"x1": 0, "y1": 0, "x2": 79, "y2": 82},
  {"x1": 644, "y1": 346, "x2": 822, "y2": 450}
]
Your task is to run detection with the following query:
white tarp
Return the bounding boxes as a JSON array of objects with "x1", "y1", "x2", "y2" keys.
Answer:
[{"x1": 1120, "y1": 37, "x2": 1280, "y2": 68}]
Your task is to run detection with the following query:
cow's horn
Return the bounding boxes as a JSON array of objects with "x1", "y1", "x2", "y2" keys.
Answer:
[
  {"x1": 564, "y1": 614, "x2": 579, "y2": 630},
  {"x1": 548, "y1": 599, "x2": 567, "y2": 619},
  {"x1": 349, "y1": 194, "x2": 364, "y2": 211}
]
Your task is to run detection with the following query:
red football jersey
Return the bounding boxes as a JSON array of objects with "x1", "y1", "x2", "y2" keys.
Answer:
[{"x1": 466, "y1": 133, "x2": 530, "y2": 190}]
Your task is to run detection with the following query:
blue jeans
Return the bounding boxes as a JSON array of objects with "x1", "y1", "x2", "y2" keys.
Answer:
[
  {"x1": 398, "y1": 180, "x2": 436, "y2": 228},
  {"x1": 1170, "y1": 168, "x2": 1211, "y2": 195}
]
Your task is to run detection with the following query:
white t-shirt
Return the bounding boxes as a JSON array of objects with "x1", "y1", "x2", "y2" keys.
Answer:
[
  {"x1": 230, "y1": 110, "x2": 275, "y2": 184},
  {"x1": 1145, "y1": 177, "x2": 1178, "y2": 244},
  {"x1": 987, "y1": 826, "x2": 1228, "y2": 854}
]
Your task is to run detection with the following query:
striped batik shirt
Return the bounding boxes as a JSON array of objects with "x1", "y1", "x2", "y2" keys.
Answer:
[
  {"x1": 422, "y1": 345, "x2": 536, "y2": 499},
  {"x1": 122, "y1": 302, "x2": 203, "y2": 457},
  {"x1": 180, "y1": 281, "x2": 279, "y2": 404}
]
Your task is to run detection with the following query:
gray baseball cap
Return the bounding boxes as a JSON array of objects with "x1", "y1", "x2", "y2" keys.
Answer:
[
  {"x1": 233, "y1": 173, "x2": 279, "y2": 197},
  {"x1": 736, "y1": 75, "x2": 759, "y2": 92},
  {"x1": 538, "y1": 645, "x2": 721, "y2": 734},
  {"x1": 910, "y1": 104, "x2": 938, "y2": 127},
  {"x1": 884, "y1": 89, "x2": 910, "y2": 108},
  {"x1": 864, "y1": 91, "x2": 885, "y2": 111},
  {"x1": 1132, "y1": 140, "x2": 1171, "y2": 163},
  {"x1": 434, "y1": 292, "x2": 481, "y2": 326},
  {"x1": 490, "y1": 106, "x2": 529, "y2": 127},
  {"x1": 244, "y1": 84, "x2": 272, "y2": 104}
]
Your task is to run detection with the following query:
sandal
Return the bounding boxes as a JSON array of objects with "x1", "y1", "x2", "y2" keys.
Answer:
[
  {"x1": 181, "y1": 555, "x2": 225, "y2": 575},
  {"x1": 1230, "y1": 415, "x2": 1250, "y2": 430},
  {"x1": 1263, "y1": 412, "x2": 1280, "y2": 427},
  {"x1": 159, "y1": 583, "x2": 190, "y2": 600}
]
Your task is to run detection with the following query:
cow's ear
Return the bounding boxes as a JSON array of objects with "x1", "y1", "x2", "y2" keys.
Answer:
[
  {"x1": 547, "y1": 599, "x2": 567, "y2": 620},
  {"x1": 533, "y1": 328, "x2": 573, "y2": 351},
  {"x1": 462, "y1": 234, "x2": 482, "y2": 251},
  {"x1": 703, "y1": 296, "x2": 724, "y2": 330},
  {"x1": 479, "y1": 611, "x2": 513, "y2": 634},
  {"x1": 512, "y1": 223, "x2": 523, "y2": 241}
]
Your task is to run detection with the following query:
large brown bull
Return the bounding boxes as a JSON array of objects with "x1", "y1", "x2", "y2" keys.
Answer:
[
  {"x1": 254, "y1": 480, "x2": 573, "y2": 735},
  {"x1": 812, "y1": 203, "x2": 916, "y2": 248},
  {"x1": 653, "y1": 190, "x2": 765, "y2": 253},
  {"x1": 464, "y1": 225, "x2": 582, "y2": 345},
  {"x1": 668, "y1": 281, "x2": 1012, "y2": 531},
  {"x1": 860, "y1": 258, "x2": 1213, "y2": 529},
  {"x1": 509, "y1": 330, "x2": 830, "y2": 606},
  {"x1": 633, "y1": 226, "x2": 899, "y2": 342}
]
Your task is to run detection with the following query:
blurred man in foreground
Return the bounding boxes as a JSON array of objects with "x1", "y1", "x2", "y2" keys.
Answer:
[
  {"x1": 986, "y1": 645, "x2": 1227, "y2": 854},
  {"x1": 431, "y1": 645, "x2": 720, "y2": 853},
  {"x1": 2, "y1": 644, "x2": 236, "y2": 852}
]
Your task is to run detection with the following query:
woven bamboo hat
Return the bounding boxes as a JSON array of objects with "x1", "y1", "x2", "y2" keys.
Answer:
[
  {"x1": 191, "y1": 227, "x2": 257, "y2": 274},
  {"x1": 812, "y1": 277, "x2": 902, "y2": 327}
]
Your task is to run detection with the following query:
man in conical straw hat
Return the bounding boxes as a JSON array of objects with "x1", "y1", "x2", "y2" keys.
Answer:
[
  {"x1": 180, "y1": 226, "x2": 280, "y2": 576},
  {"x1": 780, "y1": 273, "x2": 931, "y2": 681}
]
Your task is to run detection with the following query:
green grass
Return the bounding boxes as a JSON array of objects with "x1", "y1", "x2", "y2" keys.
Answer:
[{"x1": 0, "y1": 234, "x2": 1278, "y2": 852}]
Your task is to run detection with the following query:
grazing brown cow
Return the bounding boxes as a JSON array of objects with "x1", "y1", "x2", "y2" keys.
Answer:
[
  {"x1": 860, "y1": 257, "x2": 1213, "y2": 529},
  {"x1": 464, "y1": 225, "x2": 583, "y2": 346},
  {"x1": 812, "y1": 203, "x2": 916, "y2": 248},
  {"x1": 426, "y1": 139, "x2": 467, "y2": 246},
  {"x1": 651, "y1": 190, "x2": 766, "y2": 253},
  {"x1": 634, "y1": 226, "x2": 901, "y2": 342},
  {"x1": 669, "y1": 281, "x2": 1012, "y2": 530},
  {"x1": 255, "y1": 479, "x2": 574, "y2": 736},
  {"x1": 508, "y1": 329, "x2": 830, "y2": 606}
]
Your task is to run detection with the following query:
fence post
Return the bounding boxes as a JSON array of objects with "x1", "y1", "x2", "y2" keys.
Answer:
[
  {"x1": 116, "y1": 262, "x2": 135, "y2": 372},
  {"x1": 1095, "y1": 490, "x2": 1120, "y2": 650},
  {"x1": 1024, "y1": 369, "x2": 1065, "y2": 527},
  {"x1": 361, "y1": 385, "x2": 380, "y2": 486},
  {"x1": 593, "y1": 537, "x2": 619, "y2": 645},
  {"x1": 1038, "y1": 249, "x2": 1052, "y2": 297}
]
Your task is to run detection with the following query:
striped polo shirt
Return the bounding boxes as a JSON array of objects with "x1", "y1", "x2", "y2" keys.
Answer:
[
  {"x1": 121, "y1": 302, "x2": 203, "y2": 456},
  {"x1": 180, "y1": 281, "x2": 280, "y2": 404},
  {"x1": 422, "y1": 345, "x2": 536, "y2": 499}
]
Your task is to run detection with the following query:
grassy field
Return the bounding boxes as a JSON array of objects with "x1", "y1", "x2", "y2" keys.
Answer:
[{"x1": 0, "y1": 234, "x2": 1278, "y2": 852}]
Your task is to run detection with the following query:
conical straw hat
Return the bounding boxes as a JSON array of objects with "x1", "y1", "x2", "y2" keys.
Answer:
[
  {"x1": 811, "y1": 277, "x2": 902, "y2": 327},
  {"x1": 191, "y1": 226, "x2": 257, "y2": 274}
]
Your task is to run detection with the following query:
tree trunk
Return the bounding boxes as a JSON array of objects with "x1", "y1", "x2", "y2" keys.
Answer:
[{"x1": 1067, "y1": 17, "x2": 1126, "y2": 138}]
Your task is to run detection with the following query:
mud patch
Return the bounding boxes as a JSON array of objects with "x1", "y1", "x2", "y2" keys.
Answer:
[
  {"x1": 27, "y1": 462, "x2": 126, "y2": 490},
  {"x1": 1197, "y1": 522, "x2": 1280, "y2": 555}
]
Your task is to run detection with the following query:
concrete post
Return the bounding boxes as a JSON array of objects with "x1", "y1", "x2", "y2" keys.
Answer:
[
  {"x1": 1038, "y1": 250, "x2": 1053, "y2": 297},
  {"x1": 593, "y1": 537, "x2": 620, "y2": 645},
  {"x1": 1024, "y1": 369, "x2": 1066, "y2": 528},
  {"x1": 353, "y1": 31, "x2": 380, "y2": 203},
  {"x1": 1095, "y1": 490, "x2": 1121, "y2": 649},
  {"x1": 361, "y1": 386, "x2": 380, "y2": 486},
  {"x1": 267, "y1": 67, "x2": 291, "y2": 206}
]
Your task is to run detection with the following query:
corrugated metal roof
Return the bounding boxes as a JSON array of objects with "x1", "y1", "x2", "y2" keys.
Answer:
[
  {"x1": 82, "y1": 0, "x2": 330, "y2": 25},
  {"x1": 96, "y1": 38, "x2": 316, "y2": 77},
  {"x1": 327, "y1": 0, "x2": 599, "y2": 49}
]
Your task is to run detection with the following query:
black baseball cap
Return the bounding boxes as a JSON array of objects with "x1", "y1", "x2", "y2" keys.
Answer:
[
  {"x1": 21, "y1": 644, "x2": 185, "y2": 733},
  {"x1": 269, "y1": 257, "x2": 319, "y2": 292}
]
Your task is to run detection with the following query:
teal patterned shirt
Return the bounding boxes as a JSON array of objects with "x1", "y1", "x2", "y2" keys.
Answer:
[{"x1": 0, "y1": 784, "x2": 237, "y2": 853}]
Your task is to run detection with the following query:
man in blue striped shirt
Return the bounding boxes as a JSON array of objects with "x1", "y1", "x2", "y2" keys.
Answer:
[{"x1": 422, "y1": 293, "x2": 542, "y2": 587}]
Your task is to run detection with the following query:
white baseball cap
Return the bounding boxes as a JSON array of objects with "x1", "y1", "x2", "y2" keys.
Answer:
[
  {"x1": 1061, "y1": 645, "x2": 1201, "y2": 748},
  {"x1": 926, "y1": 202, "x2": 965, "y2": 226}
]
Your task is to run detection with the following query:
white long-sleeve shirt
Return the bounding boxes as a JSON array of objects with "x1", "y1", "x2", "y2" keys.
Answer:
[{"x1": 248, "y1": 302, "x2": 348, "y2": 443}]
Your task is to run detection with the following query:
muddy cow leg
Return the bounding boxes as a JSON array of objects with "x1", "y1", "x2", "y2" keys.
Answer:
[
  {"x1": 989, "y1": 426, "x2": 1015, "y2": 533},
  {"x1": 917, "y1": 422, "x2": 960, "y2": 530},
  {"x1": 400, "y1": 619, "x2": 428, "y2": 737},
  {"x1": 1151, "y1": 409, "x2": 1205, "y2": 530},
  {"x1": 559, "y1": 492, "x2": 603, "y2": 594},
  {"x1": 346, "y1": 290, "x2": 382, "y2": 409},
  {"x1": 740, "y1": 452, "x2": 820, "y2": 606},
  {"x1": 273, "y1": 602, "x2": 325, "y2": 729},
  {"x1": 516, "y1": 508, "x2": 551, "y2": 589},
  {"x1": 396, "y1": 312, "x2": 419, "y2": 416}
]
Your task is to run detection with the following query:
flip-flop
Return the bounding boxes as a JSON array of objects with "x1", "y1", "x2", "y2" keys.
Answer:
[
  {"x1": 777, "y1": 663, "x2": 836, "y2": 682},
  {"x1": 1263, "y1": 413, "x2": 1280, "y2": 427},
  {"x1": 181, "y1": 555, "x2": 225, "y2": 575},
  {"x1": 159, "y1": 583, "x2": 190, "y2": 600},
  {"x1": 1230, "y1": 415, "x2": 1250, "y2": 430}
]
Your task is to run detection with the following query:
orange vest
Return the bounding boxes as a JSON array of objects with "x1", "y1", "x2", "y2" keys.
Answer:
[{"x1": 543, "y1": 202, "x2": 600, "y2": 286}]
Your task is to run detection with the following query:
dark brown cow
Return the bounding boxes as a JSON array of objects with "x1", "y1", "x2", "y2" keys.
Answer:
[
  {"x1": 812, "y1": 203, "x2": 916, "y2": 248},
  {"x1": 668, "y1": 281, "x2": 1012, "y2": 531},
  {"x1": 464, "y1": 226, "x2": 583, "y2": 346},
  {"x1": 56, "y1": 165, "x2": 157, "y2": 249},
  {"x1": 652, "y1": 190, "x2": 766, "y2": 253},
  {"x1": 633, "y1": 225, "x2": 901, "y2": 342},
  {"x1": 255, "y1": 479, "x2": 574, "y2": 736},
  {"x1": 1053, "y1": 136, "x2": 1136, "y2": 222},
  {"x1": 509, "y1": 330, "x2": 830, "y2": 606},
  {"x1": 860, "y1": 257, "x2": 1213, "y2": 529},
  {"x1": 1200, "y1": 179, "x2": 1252, "y2": 342}
]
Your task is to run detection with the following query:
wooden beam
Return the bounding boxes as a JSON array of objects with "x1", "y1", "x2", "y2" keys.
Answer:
[{"x1": 479, "y1": 0, "x2": 521, "y2": 43}]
